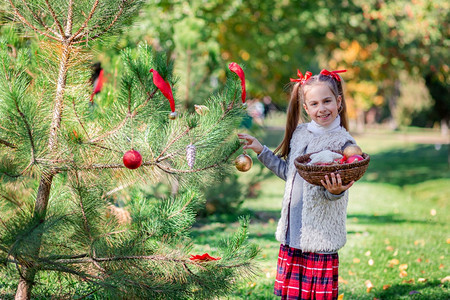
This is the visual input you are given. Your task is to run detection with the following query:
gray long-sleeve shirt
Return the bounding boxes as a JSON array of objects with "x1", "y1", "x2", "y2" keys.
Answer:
[{"x1": 257, "y1": 145, "x2": 348, "y2": 251}]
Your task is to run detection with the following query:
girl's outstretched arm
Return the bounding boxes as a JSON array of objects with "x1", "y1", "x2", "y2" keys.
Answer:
[
  {"x1": 237, "y1": 133, "x2": 263, "y2": 154},
  {"x1": 321, "y1": 173, "x2": 354, "y2": 195}
]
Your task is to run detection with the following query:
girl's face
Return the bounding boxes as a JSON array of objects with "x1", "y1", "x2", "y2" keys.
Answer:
[{"x1": 303, "y1": 83, "x2": 341, "y2": 127}]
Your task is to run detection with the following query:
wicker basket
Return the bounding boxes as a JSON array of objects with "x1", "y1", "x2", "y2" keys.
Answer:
[{"x1": 294, "y1": 151, "x2": 370, "y2": 186}]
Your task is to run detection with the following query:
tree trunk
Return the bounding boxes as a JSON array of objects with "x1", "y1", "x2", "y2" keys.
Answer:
[
  {"x1": 15, "y1": 175, "x2": 54, "y2": 300},
  {"x1": 14, "y1": 42, "x2": 71, "y2": 299}
]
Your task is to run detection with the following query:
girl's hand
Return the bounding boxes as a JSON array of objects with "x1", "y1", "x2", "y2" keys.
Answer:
[
  {"x1": 237, "y1": 133, "x2": 263, "y2": 154},
  {"x1": 321, "y1": 173, "x2": 354, "y2": 195}
]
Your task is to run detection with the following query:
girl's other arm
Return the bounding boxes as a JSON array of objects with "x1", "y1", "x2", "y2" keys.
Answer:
[{"x1": 321, "y1": 173, "x2": 354, "y2": 196}]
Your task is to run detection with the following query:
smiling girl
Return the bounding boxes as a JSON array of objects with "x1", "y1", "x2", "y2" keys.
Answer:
[{"x1": 238, "y1": 69, "x2": 356, "y2": 299}]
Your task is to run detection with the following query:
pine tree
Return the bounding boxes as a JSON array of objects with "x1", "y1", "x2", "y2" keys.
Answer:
[{"x1": 0, "y1": 1, "x2": 258, "y2": 299}]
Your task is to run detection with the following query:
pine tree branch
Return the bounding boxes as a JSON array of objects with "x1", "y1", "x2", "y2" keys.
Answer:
[
  {"x1": 69, "y1": 0, "x2": 100, "y2": 43},
  {"x1": 0, "y1": 192, "x2": 25, "y2": 213},
  {"x1": 0, "y1": 139, "x2": 17, "y2": 149},
  {"x1": 44, "y1": 0, "x2": 65, "y2": 37},
  {"x1": 51, "y1": 254, "x2": 205, "y2": 268},
  {"x1": 88, "y1": 143, "x2": 122, "y2": 154},
  {"x1": 88, "y1": 88, "x2": 158, "y2": 144},
  {"x1": 73, "y1": 171, "x2": 94, "y2": 244},
  {"x1": 155, "y1": 127, "x2": 191, "y2": 162},
  {"x1": 167, "y1": 193, "x2": 195, "y2": 219},
  {"x1": 1, "y1": 161, "x2": 33, "y2": 178},
  {"x1": 19, "y1": 0, "x2": 62, "y2": 38},
  {"x1": 72, "y1": 98, "x2": 90, "y2": 139},
  {"x1": 8, "y1": 0, "x2": 60, "y2": 42},
  {"x1": 13, "y1": 96, "x2": 36, "y2": 162},
  {"x1": 73, "y1": 0, "x2": 128, "y2": 44},
  {"x1": 64, "y1": 0, "x2": 74, "y2": 36}
]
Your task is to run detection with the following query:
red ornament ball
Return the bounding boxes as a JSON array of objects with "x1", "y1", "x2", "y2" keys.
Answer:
[{"x1": 123, "y1": 149, "x2": 142, "y2": 169}]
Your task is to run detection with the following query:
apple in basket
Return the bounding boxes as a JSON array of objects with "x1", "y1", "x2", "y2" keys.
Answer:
[
  {"x1": 346, "y1": 155, "x2": 364, "y2": 164},
  {"x1": 343, "y1": 145, "x2": 363, "y2": 158}
]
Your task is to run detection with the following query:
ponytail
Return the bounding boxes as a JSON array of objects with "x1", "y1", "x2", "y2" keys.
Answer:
[
  {"x1": 274, "y1": 83, "x2": 301, "y2": 159},
  {"x1": 336, "y1": 79, "x2": 349, "y2": 131}
]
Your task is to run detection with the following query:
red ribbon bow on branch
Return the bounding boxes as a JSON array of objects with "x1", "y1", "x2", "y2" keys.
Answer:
[
  {"x1": 319, "y1": 69, "x2": 347, "y2": 82},
  {"x1": 189, "y1": 253, "x2": 221, "y2": 262},
  {"x1": 290, "y1": 70, "x2": 312, "y2": 84},
  {"x1": 228, "y1": 62, "x2": 246, "y2": 103},
  {"x1": 149, "y1": 69, "x2": 175, "y2": 112}
]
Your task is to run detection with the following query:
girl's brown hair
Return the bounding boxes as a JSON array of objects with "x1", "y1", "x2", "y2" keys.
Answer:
[{"x1": 274, "y1": 73, "x2": 349, "y2": 159}]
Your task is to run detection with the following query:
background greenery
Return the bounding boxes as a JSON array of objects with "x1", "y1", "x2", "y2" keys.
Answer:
[{"x1": 191, "y1": 125, "x2": 449, "y2": 299}]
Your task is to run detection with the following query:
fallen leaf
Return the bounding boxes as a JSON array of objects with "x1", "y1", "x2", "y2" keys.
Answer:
[
  {"x1": 368, "y1": 259, "x2": 374, "y2": 266},
  {"x1": 399, "y1": 264, "x2": 408, "y2": 271},
  {"x1": 365, "y1": 280, "x2": 374, "y2": 293},
  {"x1": 337, "y1": 294, "x2": 344, "y2": 300},
  {"x1": 399, "y1": 270, "x2": 408, "y2": 278},
  {"x1": 388, "y1": 258, "x2": 399, "y2": 267},
  {"x1": 406, "y1": 250, "x2": 410, "y2": 255},
  {"x1": 430, "y1": 209, "x2": 436, "y2": 216},
  {"x1": 402, "y1": 279, "x2": 415, "y2": 284},
  {"x1": 339, "y1": 276, "x2": 348, "y2": 284},
  {"x1": 441, "y1": 276, "x2": 450, "y2": 283},
  {"x1": 348, "y1": 270, "x2": 356, "y2": 276},
  {"x1": 353, "y1": 258, "x2": 361, "y2": 263},
  {"x1": 414, "y1": 239, "x2": 425, "y2": 246},
  {"x1": 386, "y1": 246, "x2": 394, "y2": 251},
  {"x1": 393, "y1": 250, "x2": 398, "y2": 256},
  {"x1": 382, "y1": 284, "x2": 391, "y2": 290},
  {"x1": 425, "y1": 259, "x2": 430, "y2": 263},
  {"x1": 416, "y1": 258, "x2": 422, "y2": 263},
  {"x1": 365, "y1": 250, "x2": 371, "y2": 256},
  {"x1": 418, "y1": 278, "x2": 427, "y2": 283},
  {"x1": 440, "y1": 255, "x2": 445, "y2": 259},
  {"x1": 447, "y1": 238, "x2": 450, "y2": 244},
  {"x1": 247, "y1": 282, "x2": 256, "y2": 288},
  {"x1": 439, "y1": 264, "x2": 444, "y2": 269},
  {"x1": 385, "y1": 239, "x2": 390, "y2": 245}
]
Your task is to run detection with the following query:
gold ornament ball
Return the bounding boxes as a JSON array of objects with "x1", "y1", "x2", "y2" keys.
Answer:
[
  {"x1": 169, "y1": 111, "x2": 178, "y2": 120},
  {"x1": 235, "y1": 154, "x2": 253, "y2": 172}
]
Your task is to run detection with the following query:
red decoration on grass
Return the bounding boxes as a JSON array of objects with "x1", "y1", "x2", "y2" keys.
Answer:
[
  {"x1": 290, "y1": 70, "x2": 312, "y2": 85},
  {"x1": 123, "y1": 149, "x2": 142, "y2": 169},
  {"x1": 189, "y1": 253, "x2": 221, "y2": 262},
  {"x1": 228, "y1": 62, "x2": 246, "y2": 103},
  {"x1": 320, "y1": 69, "x2": 347, "y2": 82},
  {"x1": 149, "y1": 69, "x2": 175, "y2": 112},
  {"x1": 90, "y1": 69, "x2": 105, "y2": 103}
]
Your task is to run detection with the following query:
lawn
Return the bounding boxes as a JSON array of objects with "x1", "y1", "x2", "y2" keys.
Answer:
[{"x1": 191, "y1": 128, "x2": 450, "y2": 299}]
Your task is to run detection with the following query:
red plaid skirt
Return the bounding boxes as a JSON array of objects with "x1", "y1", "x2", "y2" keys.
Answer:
[{"x1": 274, "y1": 244, "x2": 339, "y2": 300}]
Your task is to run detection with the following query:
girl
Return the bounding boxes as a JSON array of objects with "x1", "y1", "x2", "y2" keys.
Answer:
[{"x1": 238, "y1": 69, "x2": 356, "y2": 300}]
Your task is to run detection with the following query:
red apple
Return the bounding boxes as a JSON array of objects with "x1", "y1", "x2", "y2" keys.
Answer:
[
  {"x1": 346, "y1": 154, "x2": 364, "y2": 164},
  {"x1": 123, "y1": 149, "x2": 142, "y2": 169}
]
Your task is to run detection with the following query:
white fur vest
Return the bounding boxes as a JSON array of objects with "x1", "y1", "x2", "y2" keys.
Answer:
[{"x1": 275, "y1": 124, "x2": 356, "y2": 252}]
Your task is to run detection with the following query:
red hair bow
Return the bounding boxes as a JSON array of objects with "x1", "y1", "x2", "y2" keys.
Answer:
[
  {"x1": 320, "y1": 69, "x2": 347, "y2": 82},
  {"x1": 290, "y1": 70, "x2": 312, "y2": 84},
  {"x1": 149, "y1": 69, "x2": 175, "y2": 112},
  {"x1": 228, "y1": 62, "x2": 246, "y2": 103}
]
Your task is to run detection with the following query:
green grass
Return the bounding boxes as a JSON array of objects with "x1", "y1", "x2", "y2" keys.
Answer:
[{"x1": 191, "y1": 129, "x2": 450, "y2": 299}]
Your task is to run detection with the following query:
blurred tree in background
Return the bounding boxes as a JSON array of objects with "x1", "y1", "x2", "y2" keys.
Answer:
[{"x1": 106, "y1": 0, "x2": 448, "y2": 131}]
